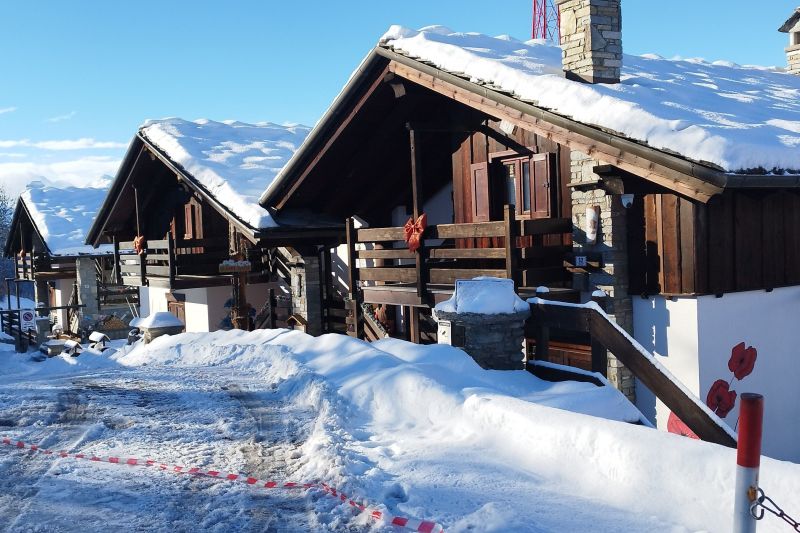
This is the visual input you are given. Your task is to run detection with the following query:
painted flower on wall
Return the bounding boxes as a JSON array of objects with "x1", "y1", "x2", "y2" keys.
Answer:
[
  {"x1": 706, "y1": 379, "x2": 737, "y2": 418},
  {"x1": 667, "y1": 412, "x2": 699, "y2": 440},
  {"x1": 728, "y1": 342, "x2": 757, "y2": 381},
  {"x1": 668, "y1": 341, "x2": 758, "y2": 439}
]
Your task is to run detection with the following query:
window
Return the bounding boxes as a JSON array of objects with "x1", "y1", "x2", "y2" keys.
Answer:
[
  {"x1": 794, "y1": 32, "x2": 800, "y2": 46},
  {"x1": 489, "y1": 151, "x2": 555, "y2": 220}
]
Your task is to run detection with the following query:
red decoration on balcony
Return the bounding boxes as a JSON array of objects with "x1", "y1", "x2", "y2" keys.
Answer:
[
  {"x1": 403, "y1": 213, "x2": 427, "y2": 253},
  {"x1": 133, "y1": 235, "x2": 146, "y2": 255},
  {"x1": 728, "y1": 342, "x2": 757, "y2": 381},
  {"x1": 667, "y1": 412, "x2": 699, "y2": 440},
  {"x1": 706, "y1": 379, "x2": 737, "y2": 418}
]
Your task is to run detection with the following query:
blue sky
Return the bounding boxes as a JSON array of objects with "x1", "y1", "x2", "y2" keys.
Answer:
[{"x1": 0, "y1": 0, "x2": 796, "y2": 195}]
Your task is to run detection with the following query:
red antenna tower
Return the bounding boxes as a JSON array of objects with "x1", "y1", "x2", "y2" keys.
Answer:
[{"x1": 532, "y1": 0, "x2": 561, "y2": 42}]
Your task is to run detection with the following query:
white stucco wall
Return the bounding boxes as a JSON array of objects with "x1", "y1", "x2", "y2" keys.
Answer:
[
  {"x1": 52, "y1": 278, "x2": 73, "y2": 330},
  {"x1": 633, "y1": 296, "x2": 700, "y2": 426},
  {"x1": 633, "y1": 287, "x2": 800, "y2": 462},
  {"x1": 695, "y1": 287, "x2": 800, "y2": 462}
]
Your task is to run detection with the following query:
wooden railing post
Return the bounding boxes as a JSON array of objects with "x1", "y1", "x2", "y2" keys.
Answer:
[
  {"x1": 167, "y1": 232, "x2": 176, "y2": 287},
  {"x1": 268, "y1": 288, "x2": 277, "y2": 329},
  {"x1": 139, "y1": 245, "x2": 147, "y2": 287},
  {"x1": 504, "y1": 204, "x2": 520, "y2": 287},
  {"x1": 345, "y1": 217, "x2": 363, "y2": 338},
  {"x1": 112, "y1": 235, "x2": 122, "y2": 285}
]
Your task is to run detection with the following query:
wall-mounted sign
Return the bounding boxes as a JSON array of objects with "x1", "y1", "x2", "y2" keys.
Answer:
[{"x1": 20, "y1": 309, "x2": 36, "y2": 332}]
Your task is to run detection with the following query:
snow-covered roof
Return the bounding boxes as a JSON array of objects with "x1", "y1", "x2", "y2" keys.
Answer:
[
  {"x1": 380, "y1": 26, "x2": 800, "y2": 174},
  {"x1": 780, "y1": 8, "x2": 800, "y2": 33},
  {"x1": 20, "y1": 181, "x2": 113, "y2": 257},
  {"x1": 140, "y1": 118, "x2": 310, "y2": 230}
]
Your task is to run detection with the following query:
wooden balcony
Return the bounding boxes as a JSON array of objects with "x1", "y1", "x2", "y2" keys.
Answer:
[
  {"x1": 118, "y1": 236, "x2": 241, "y2": 289},
  {"x1": 346, "y1": 205, "x2": 573, "y2": 309}
]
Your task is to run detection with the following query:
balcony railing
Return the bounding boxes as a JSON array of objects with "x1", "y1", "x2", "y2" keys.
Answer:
[
  {"x1": 346, "y1": 205, "x2": 572, "y2": 308},
  {"x1": 119, "y1": 235, "x2": 231, "y2": 287}
]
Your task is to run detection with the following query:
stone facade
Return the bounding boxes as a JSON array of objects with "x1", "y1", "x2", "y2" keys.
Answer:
[
  {"x1": 555, "y1": 0, "x2": 622, "y2": 84},
  {"x1": 288, "y1": 250, "x2": 324, "y2": 336},
  {"x1": 76, "y1": 257, "x2": 99, "y2": 320},
  {"x1": 780, "y1": 11, "x2": 800, "y2": 75},
  {"x1": 569, "y1": 150, "x2": 635, "y2": 401}
]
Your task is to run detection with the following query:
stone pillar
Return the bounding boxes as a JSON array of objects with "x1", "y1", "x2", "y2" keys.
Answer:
[
  {"x1": 289, "y1": 250, "x2": 323, "y2": 336},
  {"x1": 570, "y1": 150, "x2": 635, "y2": 401},
  {"x1": 75, "y1": 257, "x2": 100, "y2": 320},
  {"x1": 555, "y1": 0, "x2": 622, "y2": 84},
  {"x1": 434, "y1": 309, "x2": 531, "y2": 370}
]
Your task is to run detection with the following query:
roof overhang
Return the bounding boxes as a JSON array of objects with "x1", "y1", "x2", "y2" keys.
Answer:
[
  {"x1": 263, "y1": 46, "x2": 734, "y2": 207},
  {"x1": 4, "y1": 197, "x2": 51, "y2": 258},
  {"x1": 779, "y1": 9, "x2": 800, "y2": 32}
]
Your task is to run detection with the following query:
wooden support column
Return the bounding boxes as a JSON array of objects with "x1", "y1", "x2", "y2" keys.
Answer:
[
  {"x1": 409, "y1": 307, "x2": 421, "y2": 344},
  {"x1": 167, "y1": 232, "x2": 176, "y2": 287},
  {"x1": 408, "y1": 125, "x2": 428, "y2": 302},
  {"x1": 112, "y1": 235, "x2": 122, "y2": 285},
  {"x1": 503, "y1": 204, "x2": 520, "y2": 286}
]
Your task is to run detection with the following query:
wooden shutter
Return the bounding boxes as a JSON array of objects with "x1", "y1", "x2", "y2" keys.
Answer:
[
  {"x1": 530, "y1": 153, "x2": 554, "y2": 219},
  {"x1": 183, "y1": 203, "x2": 194, "y2": 240},
  {"x1": 470, "y1": 162, "x2": 490, "y2": 222}
]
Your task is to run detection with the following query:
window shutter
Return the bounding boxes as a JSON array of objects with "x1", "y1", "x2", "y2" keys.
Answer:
[
  {"x1": 183, "y1": 204, "x2": 194, "y2": 240},
  {"x1": 530, "y1": 153, "x2": 554, "y2": 218},
  {"x1": 470, "y1": 162, "x2": 490, "y2": 222}
]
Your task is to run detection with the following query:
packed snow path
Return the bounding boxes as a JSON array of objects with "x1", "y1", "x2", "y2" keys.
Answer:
[
  {"x1": 0, "y1": 330, "x2": 799, "y2": 531},
  {"x1": 0, "y1": 365, "x2": 329, "y2": 532}
]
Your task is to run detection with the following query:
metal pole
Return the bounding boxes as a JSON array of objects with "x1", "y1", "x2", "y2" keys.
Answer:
[{"x1": 733, "y1": 393, "x2": 764, "y2": 533}]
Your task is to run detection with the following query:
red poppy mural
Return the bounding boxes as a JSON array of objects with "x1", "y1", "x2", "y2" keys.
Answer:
[
  {"x1": 706, "y1": 379, "x2": 737, "y2": 418},
  {"x1": 668, "y1": 341, "x2": 758, "y2": 438},
  {"x1": 728, "y1": 342, "x2": 757, "y2": 381}
]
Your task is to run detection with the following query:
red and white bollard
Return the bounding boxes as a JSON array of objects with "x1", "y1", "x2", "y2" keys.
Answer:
[{"x1": 733, "y1": 393, "x2": 764, "y2": 533}]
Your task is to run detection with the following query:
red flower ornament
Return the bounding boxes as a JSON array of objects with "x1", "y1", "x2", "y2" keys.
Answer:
[
  {"x1": 706, "y1": 379, "x2": 737, "y2": 418},
  {"x1": 667, "y1": 412, "x2": 699, "y2": 440},
  {"x1": 728, "y1": 342, "x2": 757, "y2": 381}
]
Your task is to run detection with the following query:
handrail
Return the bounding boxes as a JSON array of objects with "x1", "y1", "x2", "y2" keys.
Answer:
[{"x1": 527, "y1": 299, "x2": 738, "y2": 448}]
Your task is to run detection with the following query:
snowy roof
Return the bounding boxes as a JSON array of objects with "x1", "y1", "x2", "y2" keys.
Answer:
[
  {"x1": 20, "y1": 181, "x2": 113, "y2": 257},
  {"x1": 780, "y1": 8, "x2": 800, "y2": 33},
  {"x1": 140, "y1": 118, "x2": 310, "y2": 230},
  {"x1": 380, "y1": 26, "x2": 800, "y2": 174}
]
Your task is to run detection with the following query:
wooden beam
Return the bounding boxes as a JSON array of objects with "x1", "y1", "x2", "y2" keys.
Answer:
[{"x1": 388, "y1": 61, "x2": 721, "y2": 203}]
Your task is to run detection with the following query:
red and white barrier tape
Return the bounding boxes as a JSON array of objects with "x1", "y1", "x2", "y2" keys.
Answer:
[{"x1": 1, "y1": 437, "x2": 443, "y2": 533}]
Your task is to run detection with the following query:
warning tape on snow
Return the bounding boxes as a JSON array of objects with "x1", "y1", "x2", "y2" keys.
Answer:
[{"x1": 1, "y1": 437, "x2": 443, "y2": 533}]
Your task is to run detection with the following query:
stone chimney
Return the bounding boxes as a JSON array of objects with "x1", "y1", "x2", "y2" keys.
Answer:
[
  {"x1": 555, "y1": 0, "x2": 622, "y2": 84},
  {"x1": 779, "y1": 8, "x2": 800, "y2": 75}
]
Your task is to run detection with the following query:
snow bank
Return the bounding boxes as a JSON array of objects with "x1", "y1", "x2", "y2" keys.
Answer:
[
  {"x1": 20, "y1": 181, "x2": 113, "y2": 257},
  {"x1": 434, "y1": 277, "x2": 529, "y2": 314},
  {"x1": 381, "y1": 26, "x2": 800, "y2": 173},
  {"x1": 130, "y1": 311, "x2": 184, "y2": 329},
  {"x1": 140, "y1": 119, "x2": 310, "y2": 229},
  {"x1": 113, "y1": 329, "x2": 800, "y2": 530}
]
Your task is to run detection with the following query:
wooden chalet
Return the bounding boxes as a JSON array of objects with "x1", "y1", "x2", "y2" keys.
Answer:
[
  {"x1": 4, "y1": 183, "x2": 138, "y2": 334},
  {"x1": 85, "y1": 119, "x2": 343, "y2": 333},
  {"x1": 259, "y1": 12, "x2": 800, "y2": 460}
]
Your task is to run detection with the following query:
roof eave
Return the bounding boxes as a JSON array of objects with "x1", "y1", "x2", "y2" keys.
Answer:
[
  {"x1": 258, "y1": 49, "x2": 385, "y2": 209},
  {"x1": 779, "y1": 9, "x2": 800, "y2": 32},
  {"x1": 136, "y1": 132, "x2": 261, "y2": 243}
]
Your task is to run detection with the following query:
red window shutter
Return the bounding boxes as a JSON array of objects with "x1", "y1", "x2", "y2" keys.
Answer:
[{"x1": 470, "y1": 162, "x2": 490, "y2": 222}]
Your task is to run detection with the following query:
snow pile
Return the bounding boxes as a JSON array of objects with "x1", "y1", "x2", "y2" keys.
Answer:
[
  {"x1": 20, "y1": 181, "x2": 113, "y2": 256},
  {"x1": 113, "y1": 329, "x2": 800, "y2": 531},
  {"x1": 130, "y1": 311, "x2": 184, "y2": 329},
  {"x1": 434, "y1": 277, "x2": 529, "y2": 314},
  {"x1": 140, "y1": 119, "x2": 310, "y2": 229},
  {"x1": 381, "y1": 26, "x2": 800, "y2": 173}
]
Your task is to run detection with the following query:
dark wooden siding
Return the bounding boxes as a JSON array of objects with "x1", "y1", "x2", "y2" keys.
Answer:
[{"x1": 629, "y1": 190, "x2": 800, "y2": 296}]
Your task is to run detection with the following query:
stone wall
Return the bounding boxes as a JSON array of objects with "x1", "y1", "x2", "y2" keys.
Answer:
[
  {"x1": 75, "y1": 257, "x2": 99, "y2": 318},
  {"x1": 556, "y1": 0, "x2": 622, "y2": 84},
  {"x1": 569, "y1": 150, "x2": 636, "y2": 401},
  {"x1": 787, "y1": 44, "x2": 800, "y2": 75}
]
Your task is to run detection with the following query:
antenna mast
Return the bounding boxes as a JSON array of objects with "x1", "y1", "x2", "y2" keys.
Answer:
[{"x1": 532, "y1": 0, "x2": 561, "y2": 42}]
